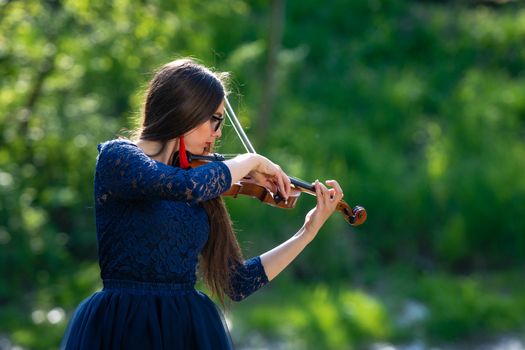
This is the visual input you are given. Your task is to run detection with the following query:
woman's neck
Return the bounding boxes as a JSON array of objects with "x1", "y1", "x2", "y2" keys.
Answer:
[{"x1": 135, "y1": 139, "x2": 179, "y2": 165}]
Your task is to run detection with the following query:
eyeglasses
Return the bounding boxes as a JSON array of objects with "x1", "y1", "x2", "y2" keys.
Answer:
[{"x1": 210, "y1": 115, "x2": 225, "y2": 132}]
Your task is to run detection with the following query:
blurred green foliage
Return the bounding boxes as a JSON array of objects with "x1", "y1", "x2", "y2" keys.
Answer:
[
  {"x1": 1, "y1": 0, "x2": 525, "y2": 348},
  {"x1": 230, "y1": 270, "x2": 525, "y2": 349},
  {"x1": 231, "y1": 283, "x2": 392, "y2": 349}
]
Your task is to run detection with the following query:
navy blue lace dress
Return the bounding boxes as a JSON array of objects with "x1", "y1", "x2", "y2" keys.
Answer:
[{"x1": 61, "y1": 139, "x2": 269, "y2": 349}]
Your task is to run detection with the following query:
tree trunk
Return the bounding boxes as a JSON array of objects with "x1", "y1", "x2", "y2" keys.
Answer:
[{"x1": 256, "y1": 0, "x2": 285, "y2": 148}]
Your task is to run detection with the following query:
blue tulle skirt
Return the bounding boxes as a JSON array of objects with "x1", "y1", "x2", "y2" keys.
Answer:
[{"x1": 60, "y1": 280, "x2": 233, "y2": 349}]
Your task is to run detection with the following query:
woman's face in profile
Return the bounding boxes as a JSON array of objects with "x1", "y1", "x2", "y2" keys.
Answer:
[{"x1": 183, "y1": 100, "x2": 225, "y2": 155}]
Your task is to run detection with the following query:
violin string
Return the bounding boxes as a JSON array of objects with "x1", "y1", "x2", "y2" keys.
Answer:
[
  {"x1": 218, "y1": 154, "x2": 237, "y2": 159},
  {"x1": 289, "y1": 176, "x2": 315, "y2": 192}
]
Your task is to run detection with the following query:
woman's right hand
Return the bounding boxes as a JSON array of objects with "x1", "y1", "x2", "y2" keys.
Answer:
[
  {"x1": 224, "y1": 153, "x2": 292, "y2": 200},
  {"x1": 249, "y1": 154, "x2": 292, "y2": 200}
]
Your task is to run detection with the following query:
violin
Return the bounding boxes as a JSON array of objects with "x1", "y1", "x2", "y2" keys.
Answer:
[
  {"x1": 179, "y1": 152, "x2": 367, "y2": 227},
  {"x1": 175, "y1": 97, "x2": 367, "y2": 227}
]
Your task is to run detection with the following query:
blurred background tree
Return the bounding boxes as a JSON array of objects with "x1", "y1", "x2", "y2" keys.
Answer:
[{"x1": 1, "y1": 0, "x2": 524, "y2": 349}]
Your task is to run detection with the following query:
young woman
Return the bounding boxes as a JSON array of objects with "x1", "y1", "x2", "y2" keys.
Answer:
[{"x1": 61, "y1": 58, "x2": 344, "y2": 349}]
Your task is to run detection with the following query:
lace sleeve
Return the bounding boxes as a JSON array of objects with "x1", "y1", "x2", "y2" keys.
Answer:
[
  {"x1": 96, "y1": 140, "x2": 231, "y2": 202},
  {"x1": 227, "y1": 256, "x2": 269, "y2": 302}
]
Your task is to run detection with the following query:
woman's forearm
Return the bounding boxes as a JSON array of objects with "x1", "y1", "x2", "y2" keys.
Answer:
[
  {"x1": 223, "y1": 153, "x2": 261, "y2": 184},
  {"x1": 259, "y1": 226, "x2": 316, "y2": 281}
]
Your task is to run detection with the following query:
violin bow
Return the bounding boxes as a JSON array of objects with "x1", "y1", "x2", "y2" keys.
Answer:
[
  {"x1": 224, "y1": 97, "x2": 257, "y2": 154},
  {"x1": 223, "y1": 97, "x2": 366, "y2": 226}
]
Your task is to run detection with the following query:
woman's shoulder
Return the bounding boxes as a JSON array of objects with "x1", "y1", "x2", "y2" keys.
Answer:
[
  {"x1": 95, "y1": 139, "x2": 147, "y2": 170},
  {"x1": 97, "y1": 138, "x2": 139, "y2": 156}
]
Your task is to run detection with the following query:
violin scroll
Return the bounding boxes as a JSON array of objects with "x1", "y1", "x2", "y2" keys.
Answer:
[{"x1": 337, "y1": 202, "x2": 367, "y2": 226}]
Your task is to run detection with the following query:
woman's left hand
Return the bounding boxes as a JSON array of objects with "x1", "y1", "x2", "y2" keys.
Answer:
[
  {"x1": 259, "y1": 179, "x2": 344, "y2": 282},
  {"x1": 302, "y1": 179, "x2": 344, "y2": 242}
]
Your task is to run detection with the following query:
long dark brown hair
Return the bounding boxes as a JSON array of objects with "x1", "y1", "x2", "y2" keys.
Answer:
[{"x1": 137, "y1": 58, "x2": 243, "y2": 303}]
